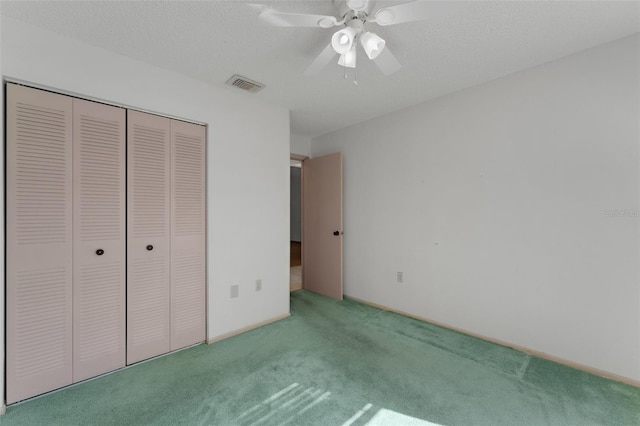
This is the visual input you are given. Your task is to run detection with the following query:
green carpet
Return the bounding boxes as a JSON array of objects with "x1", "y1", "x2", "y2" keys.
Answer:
[{"x1": 1, "y1": 290, "x2": 638, "y2": 425}]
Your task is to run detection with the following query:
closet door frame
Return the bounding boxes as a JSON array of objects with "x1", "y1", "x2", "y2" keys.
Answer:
[{"x1": 4, "y1": 80, "x2": 209, "y2": 402}]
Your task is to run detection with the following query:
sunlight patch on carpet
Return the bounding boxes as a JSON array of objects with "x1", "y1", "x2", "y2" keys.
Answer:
[
  {"x1": 238, "y1": 384, "x2": 442, "y2": 426},
  {"x1": 237, "y1": 383, "x2": 331, "y2": 426},
  {"x1": 341, "y1": 403, "x2": 373, "y2": 426},
  {"x1": 365, "y1": 408, "x2": 443, "y2": 426}
]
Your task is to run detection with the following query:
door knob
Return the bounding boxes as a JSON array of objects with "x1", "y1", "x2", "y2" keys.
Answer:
[
  {"x1": 333, "y1": 231, "x2": 340, "y2": 236},
  {"x1": 146, "y1": 245, "x2": 154, "y2": 251},
  {"x1": 96, "y1": 249, "x2": 104, "y2": 256}
]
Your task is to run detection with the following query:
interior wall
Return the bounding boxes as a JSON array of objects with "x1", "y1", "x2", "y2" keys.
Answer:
[
  {"x1": 312, "y1": 34, "x2": 640, "y2": 381},
  {"x1": 290, "y1": 167, "x2": 302, "y2": 242},
  {"x1": 291, "y1": 133, "x2": 311, "y2": 157},
  {"x1": 1, "y1": 16, "x2": 291, "y2": 390}
]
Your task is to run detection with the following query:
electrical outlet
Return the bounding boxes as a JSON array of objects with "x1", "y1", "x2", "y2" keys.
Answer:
[
  {"x1": 397, "y1": 272, "x2": 403, "y2": 283},
  {"x1": 230, "y1": 284, "x2": 239, "y2": 299},
  {"x1": 255, "y1": 279, "x2": 262, "y2": 292}
]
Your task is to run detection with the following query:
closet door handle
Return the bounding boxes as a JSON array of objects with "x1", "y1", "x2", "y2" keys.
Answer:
[
  {"x1": 146, "y1": 245, "x2": 154, "y2": 251},
  {"x1": 96, "y1": 249, "x2": 105, "y2": 256}
]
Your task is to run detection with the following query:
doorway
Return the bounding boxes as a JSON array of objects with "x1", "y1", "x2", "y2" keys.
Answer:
[{"x1": 290, "y1": 157, "x2": 304, "y2": 291}]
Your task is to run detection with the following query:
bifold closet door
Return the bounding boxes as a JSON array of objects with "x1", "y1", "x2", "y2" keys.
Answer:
[
  {"x1": 6, "y1": 84, "x2": 73, "y2": 404},
  {"x1": 127, "y1": 110, "x2": 171, "y2": 364},
  {"x1": 170, "y1": 120, "x2": 206, "y2": 350},
  {"x1": 72, "y1": 99, "x2": 126, "y2": 381}
]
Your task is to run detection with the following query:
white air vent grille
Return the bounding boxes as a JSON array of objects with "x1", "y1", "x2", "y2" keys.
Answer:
[{"x1": 225, "y1": 75, "x2": 265, "y2": 93}]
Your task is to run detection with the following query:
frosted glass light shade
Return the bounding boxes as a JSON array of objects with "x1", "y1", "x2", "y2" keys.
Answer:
[
  {"x1": 338, "y1": 45, "x2": 357, "y2": 68},
  {"x1": 331, "y1": 27, "x2": 356, "y2": 55},
  {"x1": 360, "y1": 31, "x2": 386, "y2": 60}
]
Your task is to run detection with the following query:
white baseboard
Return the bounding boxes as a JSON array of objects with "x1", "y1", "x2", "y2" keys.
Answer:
[
  {"x1": 206, "y1": 313, "x2": 291, "y2": 344},
  {"x1": 347, "y1": 295, "x2": 640, "y2": 388}
]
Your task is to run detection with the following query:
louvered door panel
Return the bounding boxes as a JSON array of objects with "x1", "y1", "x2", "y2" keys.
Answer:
[
  {"x1": 170, "y1": 120, "x2": 206, "y2": 350},
  {"x1": 127, "y1": 110, "x2": 171, "y2": 364},
  {"x1": 73, "y1": 99, "x2": 126, "y2": 381},
  {"x1": 6, "y1": 84, "x2": 73, "y2": 403}
]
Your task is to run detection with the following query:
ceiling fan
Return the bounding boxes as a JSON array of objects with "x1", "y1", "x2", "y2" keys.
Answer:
[{"x1": 258, "y1": 0, "x2": 462, "y2": 76}]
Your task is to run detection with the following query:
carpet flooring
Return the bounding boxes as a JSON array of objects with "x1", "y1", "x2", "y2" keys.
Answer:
[{"x1": 1, "y1": 290, "x2": 638, "y2": 425}]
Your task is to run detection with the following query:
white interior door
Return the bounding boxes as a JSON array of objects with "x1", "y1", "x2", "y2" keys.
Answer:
[
  {"x1": 170, "y1": 119, "x2": 206, "y2": 350},
  {"x1": 72, "y1": 98, "x2": 126, "y2": 381},
  {"x1": 127, "y1": 110, "x2": 171, "y2": 364},
  {"x1": 6, "y1": 84, "x2": 74, "y2": 403},
  {"x1": 302, "y1": 152, "x2": 343, "y2": 300}
]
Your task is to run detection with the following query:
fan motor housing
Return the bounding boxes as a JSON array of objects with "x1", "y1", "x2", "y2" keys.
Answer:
[{"x1": 347, "y1": 18, "x2": 365, "y2": 34}]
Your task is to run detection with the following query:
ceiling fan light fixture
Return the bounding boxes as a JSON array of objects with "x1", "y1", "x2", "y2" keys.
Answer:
[
  {"x1": 331, "y1": 27, "x2": 356, "y2": 54},
  {"x1": 346, "y1": 0, "x2": 369, "y2": 12},
  {"x1": 338, "y1": 45, "x2": 357, "y2": 68},
  {"x1": 360, "y1": 31, "x2": 386, "y2": 60}
]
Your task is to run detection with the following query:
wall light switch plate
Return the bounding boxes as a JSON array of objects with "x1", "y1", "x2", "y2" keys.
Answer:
[
  {"x1": 230, "y1": 285, "x2": 239, "y2": 298},
  {"x1": 256, "y1": 279, "x2": 262, "y2": 292}
]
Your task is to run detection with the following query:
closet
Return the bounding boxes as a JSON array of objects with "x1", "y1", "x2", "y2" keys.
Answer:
[{"x1": 6, "y1": 83, "x2": 206, "y2": 404}]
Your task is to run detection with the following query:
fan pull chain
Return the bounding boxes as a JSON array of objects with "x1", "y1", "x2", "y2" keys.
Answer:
[{"x1": 343, "y1": 68, "x2": 359, "y2": 85}]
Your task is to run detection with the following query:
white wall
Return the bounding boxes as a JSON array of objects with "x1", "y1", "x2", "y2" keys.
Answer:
[
  {"x1": 291, "y1": 133, "x2": 311, "y2": 157},
  {"x1": 1, "y1": 16, "x2": 291, "y2": 397},
  {"x1": 312, "y1": 35, "x2": 640, "y2": 382}
]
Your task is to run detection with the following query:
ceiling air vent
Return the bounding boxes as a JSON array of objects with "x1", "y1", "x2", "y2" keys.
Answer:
[{"x1": 225, "y1": 75, "x2": 265, "y2": 94}]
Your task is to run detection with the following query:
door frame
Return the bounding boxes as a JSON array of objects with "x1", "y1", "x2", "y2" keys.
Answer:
[{"x1": 290, "y1": 154, "x2": 308, "y2": 290}]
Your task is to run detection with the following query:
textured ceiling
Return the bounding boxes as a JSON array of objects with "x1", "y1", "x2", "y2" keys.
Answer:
[{"x1": 1, "y1": 0, "x2": 638, "y2": 138}]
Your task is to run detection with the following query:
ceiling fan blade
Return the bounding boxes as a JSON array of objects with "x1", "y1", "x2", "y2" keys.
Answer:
[
  {"x1": 304, "y1": 43, "x2": 338, "y2": 76},
  {"x1": 373, "y1": 0, "x2": 463, "y2": 26},
  {"x1": 259, "y1": 10, "x2": 339, "y2": 28},
  {"x1": 373, "y1": 47, "x2": 401, "y2": 75}
]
